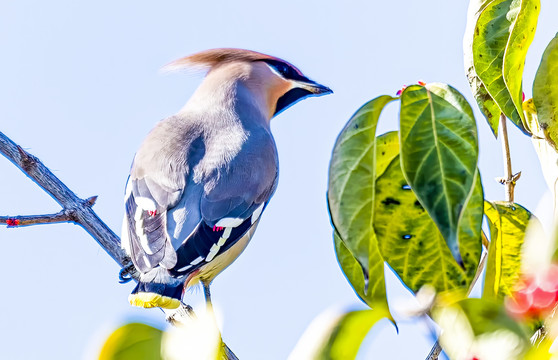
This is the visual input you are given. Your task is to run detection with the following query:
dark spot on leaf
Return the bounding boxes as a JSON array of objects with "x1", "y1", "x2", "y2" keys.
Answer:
[
  {"x1": 402, "y1": 234, "x2": 412, "y2": 240},
  {"x1": 418, "y1": 241, "x2": 423, "y2": 246},
  {"x1": 381, "y1": 152, "x2": 385, "y2": 155},
  {"x1": 461, "y1": 280, "x2": 466, "y2": 285},
  {"x1": 414, "y1": 200, "x2": 423, "y2": 209},
  {"x1": 354, "y1": 123, "x2": 359, "y2": 129},
  {"x1": 401, "y1": 184, "x2": 411, "y2": 190},
  {"x1": 382, "y1": 198, "x2": 401, "y2": 206}
]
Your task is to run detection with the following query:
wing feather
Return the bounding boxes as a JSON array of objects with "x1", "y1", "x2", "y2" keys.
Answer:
[{"x1": 125, "y1": 176, "x2": 183, "y2": 272}]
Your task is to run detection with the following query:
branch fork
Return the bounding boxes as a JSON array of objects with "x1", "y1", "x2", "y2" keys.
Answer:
[
  {"x1": 0, "y1": 131, "x2": 237, "y2": 359},
  {"x1": 495, "y1": 171, "x2": 522, "y2": 185}
]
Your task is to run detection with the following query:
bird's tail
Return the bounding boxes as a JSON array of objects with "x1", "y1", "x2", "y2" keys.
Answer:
[{"x1": 128, "y1": 282, "x2": 183, "y2": 309}]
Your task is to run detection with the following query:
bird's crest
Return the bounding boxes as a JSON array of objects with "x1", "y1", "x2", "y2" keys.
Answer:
[{"x1": 162, "y1": 48, "x2": 280, "y2": 72}]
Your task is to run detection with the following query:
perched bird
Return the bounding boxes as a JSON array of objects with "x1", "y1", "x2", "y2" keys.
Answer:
[{"x1": 121, "y1": 48, "x2": 331, "y2": 309}]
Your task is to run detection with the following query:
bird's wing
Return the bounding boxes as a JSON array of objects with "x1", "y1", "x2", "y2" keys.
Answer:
[
  {"x1": 170, "y1": 140, "x2": 278, "y2": 276},
  {"x1": 123, "y1": 115, "x2": 205, "y2": 273},
  {"x1": 123, "y1": 173, "x2": 184, "y2": 273}
]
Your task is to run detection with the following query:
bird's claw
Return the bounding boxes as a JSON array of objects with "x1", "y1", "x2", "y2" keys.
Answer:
[{"x1": 119, "y1": 265, "x2": 134, "y2": 284}]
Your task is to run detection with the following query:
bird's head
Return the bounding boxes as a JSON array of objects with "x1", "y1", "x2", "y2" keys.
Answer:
[{"x1": 164, "y1": 48, "x2": 332, "y2": 119}]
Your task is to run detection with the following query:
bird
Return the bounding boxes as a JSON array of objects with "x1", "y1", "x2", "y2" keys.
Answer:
[{"x1": 121, "y1": 48, "x2": 332, "y2": 310}]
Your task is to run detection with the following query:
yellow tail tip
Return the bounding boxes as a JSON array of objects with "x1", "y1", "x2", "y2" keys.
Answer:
[{"x1": 128, "y1": 292, "x2": 181, "y2": 309}]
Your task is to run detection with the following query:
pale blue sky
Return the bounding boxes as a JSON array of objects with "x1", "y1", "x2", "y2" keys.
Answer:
[{"x1": 1, "y1": 1, "x2": 557, "y2": 359}]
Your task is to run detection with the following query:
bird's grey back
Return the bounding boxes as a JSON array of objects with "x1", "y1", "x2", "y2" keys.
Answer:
[{"x1": 138, "y1": 110, "x2": 278, "y2": 250}]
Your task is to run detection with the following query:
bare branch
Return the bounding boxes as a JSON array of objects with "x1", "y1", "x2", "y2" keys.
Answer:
[
  {"x1": 0, "y1": 131, "x2": 134, "y2": 274},
  {"x1": 0, "y1": 131, "x2": 238, "y2": 358}
]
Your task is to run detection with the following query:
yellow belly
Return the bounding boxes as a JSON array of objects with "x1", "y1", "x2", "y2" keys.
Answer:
[{"x1": 187, "y1": 220, "x2": 259, "y2": 287}]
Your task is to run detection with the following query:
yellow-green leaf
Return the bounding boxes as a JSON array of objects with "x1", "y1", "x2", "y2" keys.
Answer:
[
  {"x1": 374, "y1": 146, "x2": 483, "y2": 292},
  {"x1": 399, "y1": 83, "x2": 478, "y2": 265},
  {"x1": 524, "y1": 338, "x2": 553, "y2": 360},
  {"x1": 318, "y1": 309, "x2": 388, "y2": 360},
  {"x1": 503, "y1": 0, "x2": 539, "y2": 131},
  {"x1": 99, "y1": 323, "x2": 163, "y2": 360},
  {"x1": 533, "y1": 33, "x2": 558, "y2": 150},
  {"x1": 464, "y1": 0, "x2": 503, "y2": 136},
  {"x1": 524, "y1": 99, "x2": 558, "y2": 223},
  {"x1": 483, "y1": 201, "x2": 534, "y2": 299},
  {"x1": 465, "y1": 0, "x2": 540, "y2": 135}
]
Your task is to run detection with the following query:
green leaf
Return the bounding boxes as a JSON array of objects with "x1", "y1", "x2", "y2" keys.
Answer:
[
  {"x1": 374, "y1": 146, "x2": 483, "y2": 293},
  {"x1": 433, "y1": 298, "x2": 530, "y2": 360},
  {"x1": 328, "y1": 95, "x2": 397, "y2": 265},
  {"x1": 534, "y1": 33, "x2": 558, "y2": 150},
  {"x1": 330, "y1": 133, "x2": 398, "y2": 315},
  {"x1": 328, "y1": 96, "x2": 396, "y2": 309},
  {"x1": 399, "y1": 83, "x2": 478, "y2": 265},
  {"x1": 290, "y1": 307, "x2": 390, "y2": 360},
  {"x1": 333, "y1": 230, "x2": 370, "y2": 306},
  {"x1": 99, "y1": 323, "x2": 163, "y2": 360},
  {"x1": 465, "y1": 0, "x2": 540, "y2": 135},
  {"x1": 483, "y1": 201, "x2": 533, "y2": 299},
  {"x1": 331, "y1": 132, "x2": 400, "y2": 310}
]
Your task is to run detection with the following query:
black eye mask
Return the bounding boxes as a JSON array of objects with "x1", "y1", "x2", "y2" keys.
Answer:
[{"x1": 260, "y1": 59, "x2": 310, "y2": 83}]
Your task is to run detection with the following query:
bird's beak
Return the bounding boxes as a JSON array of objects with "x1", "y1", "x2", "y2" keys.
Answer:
[
  {"x1": 273, "y1": 79, "x2": 332, "y2": 116},
  {"x1": 295, "y1": 80, "x2": 333, "y2": 96}
]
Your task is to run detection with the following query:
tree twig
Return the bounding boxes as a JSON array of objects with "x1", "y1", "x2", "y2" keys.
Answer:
[
  {"x1": 498, "y1": 114, "x2": 520, "y2": 203},
  {"x1": 0, "y1": 211, "x2": 73, "y2": 227},
  {"x1": 0, "y1": 131, "x2": 238, "y2": 359}
]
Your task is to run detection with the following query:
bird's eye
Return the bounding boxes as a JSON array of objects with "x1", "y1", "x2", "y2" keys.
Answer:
[{"x1": 277, "y1": 64, "x2": 290, "y2": 76}]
